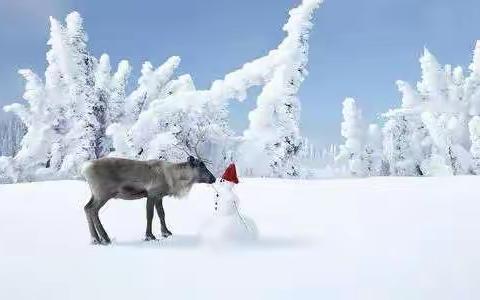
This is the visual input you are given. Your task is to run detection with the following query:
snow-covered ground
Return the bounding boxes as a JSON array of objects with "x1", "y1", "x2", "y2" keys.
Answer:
[{"x1": 0, "y1": 177, "x2": 479, "y2": 300}]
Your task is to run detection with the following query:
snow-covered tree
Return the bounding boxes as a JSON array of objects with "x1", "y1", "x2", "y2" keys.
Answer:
[
  {"x1": 469, "y1": 116, "x2": 480, "y2": 174},
  {"x1": 379, "y1": 80, "x2": 429, "y2": 176},
  {"x1": 59, "y1": 12, "x2": 104, "y2": 175},
  {"x1": 339, "y1": 42, "x2": 480, "y2": 178},
  {"x1": 336, "y1": 98, "x2": 366, "y2": 176},
  {"x1": 419, "y1": 112, "x2": 454, "y2": 175},
  {"x1": 382, "y1": 111, "x2": 421, "y2": 176},
  {"x1": 2, "y1": 0, "x2": 323, "y2": 182},
  {"x1": 110, "y1": 0, "x2": 322, "y2": 177},
  {"x1": 414, "y1": 48, "x2": 472, "y2": 175},
  {"x1": 110, "y1": 69, "x2": 195, "y2": 159},
  {"x1": 417, "y1": 48, "x2": 449, "y2": 109},
  {"x1": 466, "y1": 41, "x2": 480, "y2": 116},
  {"x1": 4, "y1": 69, "x2": 53, "y2": 179},
  {"x1": 109, "y1": 60, "x2": 131, "y2": 125},
  {"x1": 93, "y1": 54, "x2": 131, "y2": 153},
  {"x1": 2, "y1": 12, "x2": 120, "y2": 180},
  {"x1": 123, "y1": 57, "x2": 180, "y2": 124},
  {"x1": 363, "y1": 124, "x2": 384, "y2": 176},
  {"x1": 239, "y1": 0, "x2": 321, "y2": 177},
  {"x1": 42, "y1": 16, "x2": 71, "y2": 172}
]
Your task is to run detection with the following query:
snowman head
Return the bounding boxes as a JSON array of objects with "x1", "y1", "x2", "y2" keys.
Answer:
[
  {"x1": 218, "y1": 178, "x2": 235, "y2": 189},
  {"x1": 213, "y1": 179, "x2": 238, "y2": 215}
]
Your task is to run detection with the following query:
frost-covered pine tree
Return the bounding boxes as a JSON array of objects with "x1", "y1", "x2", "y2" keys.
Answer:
[
  {"x1": 466, "y1": 41, "x2": 480, "y2": 116},
  {"x1": 4, "y1": 69, "x2": 53, "y2": 179},
  {"x1": 469, "y1": 116, "x2": 480, "y2": 174},
  {"x1": 111, "y1": 0, "x2": 322, "y2": 177},
  {"x1": 108, "y1": 65, "x2": 197, "y2": 160},
  {"x1": 2, "y1": 11, "x2": 132, "y2": 181},
  {"x1": 417, "y1": 48, "x2": 449, "y2": 108},
  {"x1": 363, "y1": 124, "x2": 384, "y2": 176},
  {"x1": 93, "y1": 54, "x2": 131, "y2": 153},
  {"x1": 108, "y1": 60, "x2": 131, "y2": 125},
  {"x1": 2, "y1": 0, "x2": 322, "y2": 182},
  {"x1": 246, "y1": 64, "x2": 304, "y2": 177},
  {"x1": 382, "y1": 80, "x2": 429, "y2": 176},
  {"x1": 42, "y1": 16, "x2": 72, "y2": 172},
  {"x1": 240, "y1": 0, "x2": 321, "y2": 177},
  {"x1": 382, "y1": 111, "x2": 420, "y2": 176},
  {"x1": 123, "y1": 57, "x2": 180, "y2": 125},
  {"x1": 114, "y1": 74, "x2": 232, "y2": 173},
  {"x1": 106, "y1": 57, "x2": 182, "y2": 159},
  {"x1": 93, "y1": 53, "x2": 112, "y2": 154},
  {"x1": 336, "y1": 98, "x2": 366, "y2": 176},
  {"x1": 366, "y1": 43, "x2": 480, "y2": 177},
  {"x1": 60, "y1": 12, "x2": 104, "y2": 175},
  {"x1": 415, "y1": 48, "x2": 471, "y2": 175},
  {"x1": 420, "y1": 112, "x2": 456, "y2": 175}
]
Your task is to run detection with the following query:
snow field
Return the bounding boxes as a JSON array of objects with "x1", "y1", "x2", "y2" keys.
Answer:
[{"x1": 0, "y1": 176, "x2": 479, "y2": 299}]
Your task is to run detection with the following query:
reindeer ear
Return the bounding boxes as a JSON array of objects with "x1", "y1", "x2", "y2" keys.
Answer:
[{"x1": 188, "y1": 156, "x2": 195, "y2": 166}]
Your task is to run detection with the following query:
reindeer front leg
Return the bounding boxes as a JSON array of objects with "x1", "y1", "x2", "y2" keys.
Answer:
[
  {"x1": 145, "y1": 196, "x2": 156, "y2": 241},
  {"x1": 154, "y1": 196, "x2": 172, "y2": 238}
]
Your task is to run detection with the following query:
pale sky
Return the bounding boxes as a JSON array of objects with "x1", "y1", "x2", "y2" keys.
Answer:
[{"x1": 0, "y1": 0, "x2": 479, "y2": 147}]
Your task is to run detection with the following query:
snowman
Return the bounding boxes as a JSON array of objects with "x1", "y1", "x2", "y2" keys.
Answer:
[{"x1": 200, "y1": 164, "x2": 258, "y2": 243}]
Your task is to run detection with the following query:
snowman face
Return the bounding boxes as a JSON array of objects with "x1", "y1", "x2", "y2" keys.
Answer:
[{"x1": 213, "y1": 180, "x2": 238, "y2": 215}]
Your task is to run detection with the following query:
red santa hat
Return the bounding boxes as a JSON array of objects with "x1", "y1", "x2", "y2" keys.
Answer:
[{"x1": 221, "y1": 163, "x2": 239, "y2": 184}]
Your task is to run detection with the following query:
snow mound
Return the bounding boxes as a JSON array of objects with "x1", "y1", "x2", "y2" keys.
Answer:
[{"x1": 200, "y1": 214, "x2": 258, "y2": 244}]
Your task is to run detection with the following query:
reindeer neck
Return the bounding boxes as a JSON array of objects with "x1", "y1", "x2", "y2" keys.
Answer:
[{"x1": 167, "y1": 162, "x2": 196, "y2": 197}]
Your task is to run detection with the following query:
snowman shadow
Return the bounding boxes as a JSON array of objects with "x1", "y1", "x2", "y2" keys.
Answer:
[
  {"x1": 196, "y1": 235, "x2": 312, "y2": 251},
  {"x1": 223, "y1": 236, "x2": 311, "y2": 250},
  {"x1": 249, "y1": 236, "x2": 311, "y2": 249}
]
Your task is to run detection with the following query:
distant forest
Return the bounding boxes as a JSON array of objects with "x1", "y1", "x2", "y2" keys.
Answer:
[{"x1": 0, "y1": 114, "x2": 25, "y2": 157}]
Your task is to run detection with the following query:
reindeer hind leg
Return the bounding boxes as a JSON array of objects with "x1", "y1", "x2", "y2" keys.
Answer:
[
  {"x1": 84, "y1": 196, "x2": 101, "y2": 244},
  {"x1": 90, "y1": 198, "x2": 111, "y2": 245},
  {"x1": 154, "y1": 197, "x2": 172, "y2": 238}
]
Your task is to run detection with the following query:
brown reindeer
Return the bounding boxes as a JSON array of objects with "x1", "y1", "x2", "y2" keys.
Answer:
[{"x1": 82, "y1": 156, "x2": 216, "y2": 244}]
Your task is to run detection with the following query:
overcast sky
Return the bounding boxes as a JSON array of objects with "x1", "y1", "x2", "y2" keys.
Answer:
[{"x1": 1, "y1": 0, "x2": 479, "y2": 147}]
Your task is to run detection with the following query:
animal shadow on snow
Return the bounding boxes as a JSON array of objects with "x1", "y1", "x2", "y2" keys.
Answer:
[
  {"x1": 114, "y1": 234, "x2": 201, "y2": 249},
  {"x1": 113, "y1": 235, "x2": 310, "y2": 250}
]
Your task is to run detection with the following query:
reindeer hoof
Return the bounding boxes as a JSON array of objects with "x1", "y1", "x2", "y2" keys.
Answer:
[
  {"x1": 161, "y1": 230, "x2": 172, "y2": 238},
  {"x1": 100, "y1": 239, "x2": 111, "y2": 245},
  {"x1": 145, "y1": 234, "x2": 156, "y2": 241},
  {"x1": 90, "y1": 238, "x2": 102, "y2": 245}
]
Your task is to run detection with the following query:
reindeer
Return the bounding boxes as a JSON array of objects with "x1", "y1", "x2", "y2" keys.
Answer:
[{"x1": 81, "y1": 155, "x2": 216, "y2": 244}]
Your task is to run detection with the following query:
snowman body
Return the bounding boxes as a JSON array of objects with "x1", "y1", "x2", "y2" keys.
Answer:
[{"x1": 200, "y1": 180, "x2": 257, "y2": 243}]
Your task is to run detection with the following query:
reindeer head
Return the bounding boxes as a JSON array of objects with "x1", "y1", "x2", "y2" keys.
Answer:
[
  {"x1": 174, "y1": 133, "x2": 216, "y2": 184},
  {"x1": 188, "y1": 156, "x2": 216, "y2": 184}
]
